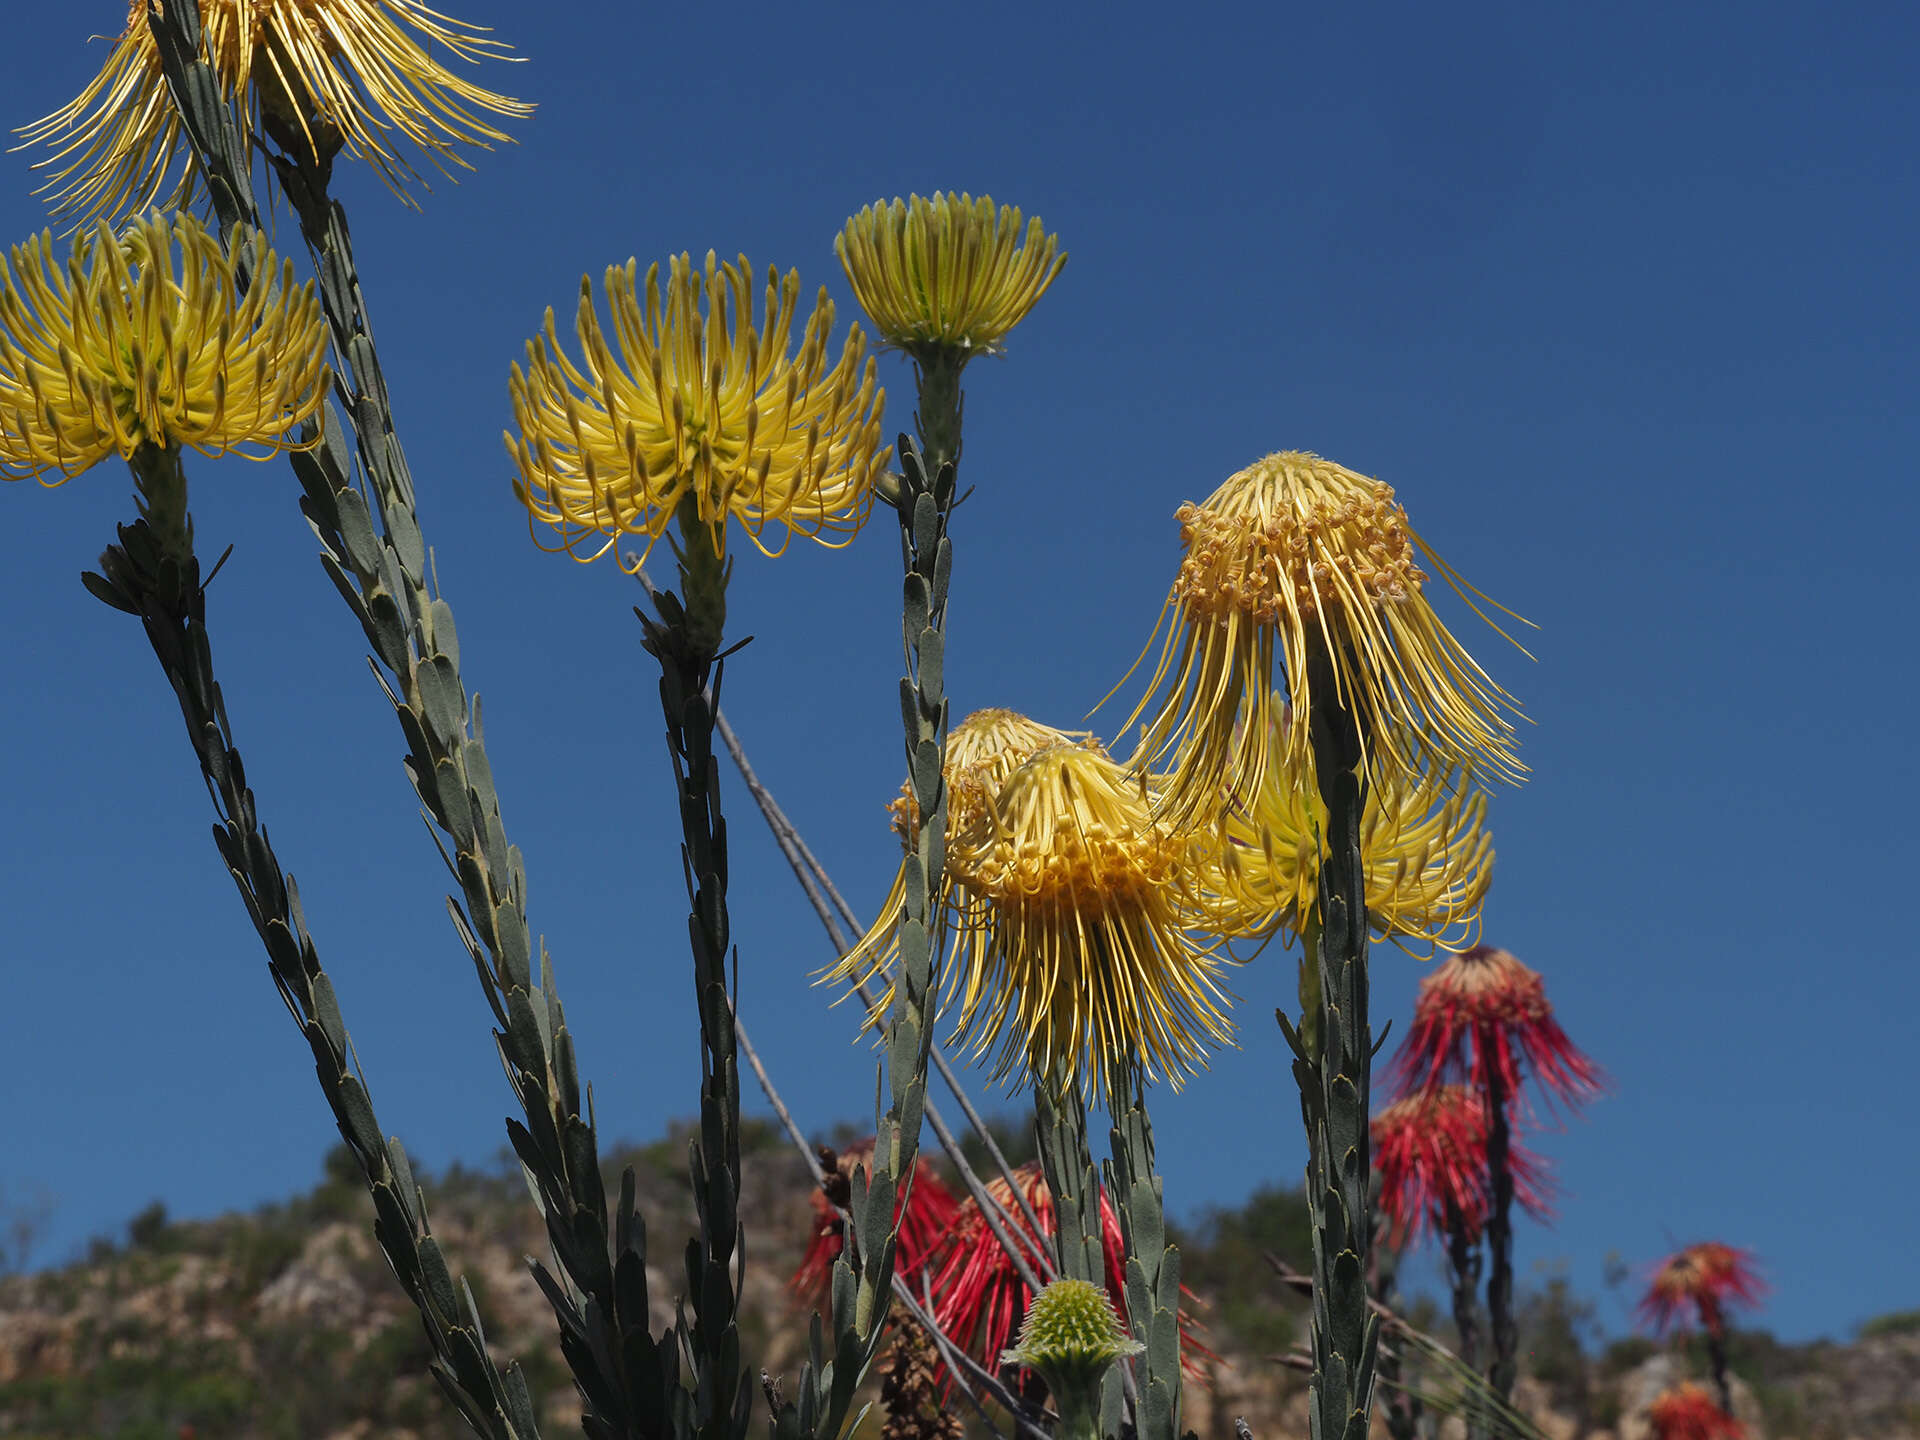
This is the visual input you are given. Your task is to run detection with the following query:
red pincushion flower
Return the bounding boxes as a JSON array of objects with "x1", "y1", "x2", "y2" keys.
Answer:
[
  {"x1": 790, "y1": 1139, "x2": 959, "y2": 1310},
  {"x1": 1371, "y1": 1085, "x2": 1554, "y2": 1247},
  {"x1": 1638, "y1": 1242, "x2": 1767, "y2": 1339},
  {"x1": 1648, "y1": 1383, "x2": 1746, "y2": 1440},
  {"x1": 929, "y1": 1162, "x2": 1217, "y2": 1385},
  {"x1": 1386, "y1": 945, "x2": 1606, "y2": 1121}
]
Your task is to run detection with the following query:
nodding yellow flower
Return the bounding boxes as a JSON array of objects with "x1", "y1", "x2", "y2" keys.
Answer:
[
  {"x1": 1189, "y1": 704, "x2": 1494, "y2": 954},
  {"x1": 836, "y1": 708, "x2": 1092, "y2": 1001},
  {"x1": 887, "y1": 706, "x2": 1098, "y2": 845},
  {"x1": 18, "y1": 0, "x2": 532, "y2": 226},
  {"x1": 505, "y1": 251, "x2": 887, "y2": 571},
  {"x1": 0, "y1": 210, "x2": 329, "y2": 481},
  {"x1": 1118, "y1": 451, "x2": 1527, "y2": 827},
  {"x1": 947, "y1": 742, "x2": 1235, "y2": 1096},
  {"x1": 829, "y1": 726, "x2": 1235, "y2": 1099},
  {"x1": 836, "y1": 193, "x2": 1066, "y2": 359}
]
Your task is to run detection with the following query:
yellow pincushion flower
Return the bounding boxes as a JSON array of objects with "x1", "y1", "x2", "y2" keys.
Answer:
[
  {"x1": 0, "y1": 210, "x2": 328, "y2": 481},
  {"x1": 1121, "y1": 451, "x2": 1526, "y2": 827},
  {"x1": 18, "y1": 0, "x2": 531, "y2": 226},
  {"x1": 1190, "y1": 705, "x2": 1494, "y2": 954},
  {"x1": 830, "y1": 721, "x2": 1236, "y2": 1099},
  {"x1": 837, "y1": 193, "x2": 1066, "y2": 359},
  {"x1": 947, "y1": 743, "x2": 1235, "y2": 1095},
  {"x1": 886, "y1": 706, "x2": 1097, "y2": 844},
  {"x1": 836, "y1": 708, "x2": 1092, "y2": 1003},
  {"x1": 506, "y1": 251, "x2": 887, "y2": 570}
]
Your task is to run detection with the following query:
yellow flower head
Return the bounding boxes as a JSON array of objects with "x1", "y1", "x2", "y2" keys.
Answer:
[
  {"x1": 18, "y1": 0, "x2": 531, "y2": 226},
  {"x1": 840, "y1": 708, "x2": 1091, "y2": 1002},
  {"x1": 1191, "y1": 704, "x2": 1494, "y2": 954},
  {"x1": 836, "y1": 193, "x2": 1066, "y2": 359},
  {"x1": 832, "y1": 724, "x2": 1235, "y2": 1098},
  {"x1": 887, "y1": 706, "x2": 1096, "y2": 846},
  {"x1": 946, "y1": 742, "x2": 1236, "y2": 1096},
  {"x1": 0, "y1": 210, "x2": 329, "y2": 481},
  {"x1": 1121, "y1": 451, "x2": 1526, "y2": 826},
  {"x1": 506, "y1": 251, "x2": 887, "y2": 570}
]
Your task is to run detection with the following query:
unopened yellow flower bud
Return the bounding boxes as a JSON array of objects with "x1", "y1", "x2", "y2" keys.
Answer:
[{"x1": 836, "y1": 193, "x2": 1065, "y2": 360}]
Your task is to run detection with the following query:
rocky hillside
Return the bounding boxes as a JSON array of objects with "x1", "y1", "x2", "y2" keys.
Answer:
[{"x1": 0, "y1": 1124, "x2": 1912, "y2": 1440}]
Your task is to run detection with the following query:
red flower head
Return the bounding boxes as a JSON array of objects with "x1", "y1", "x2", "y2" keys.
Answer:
[
  {"x1": 929, "y1": 1163, "x2": 1218, "y2": 1386},
  {"x1": 1648, "y1": 1383, "x2": 1746, "y2": 1440},
  {"x1": 790, "y1": 1139, "x2": 959, "y2": 1310},
  {"x1": 1371, "y1": 1086, "x2": 1555, "y2": 1247},
  {"x1": 1387, "y1": 944, "x2": 1606, "y2": 1121},
  {"x1": 1638, "y1": 1242, "x2": 1766, "y2": 1339}
]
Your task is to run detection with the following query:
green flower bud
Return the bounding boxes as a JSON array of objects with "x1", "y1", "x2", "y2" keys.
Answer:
[{"x1": 1001, "y1": 1278, "x2": 1143, "y2": 1440}]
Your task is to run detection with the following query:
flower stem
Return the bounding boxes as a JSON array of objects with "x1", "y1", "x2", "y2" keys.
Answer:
[
  {"x1": 1106, "y1": 1076, "x2": 1184, "y2": 1440},
  {"x1": 1707, "y1": 1327, "x2": 1733, "y2": 1414},
  {"x1": 1484, "y1": 1064, "x2": 1519, "y2": 1408},
  {"x1": 82, "y1": 464, "x2": 542, "y2": 1440},
  {"x1": 865, "y1": 431, "x2": 953, "y2": 1300},
  {"x1": 142, "y1": 5, "x2": 636, "y2": 1428},
  {"x1": 1446, "y1": 1210, "x2": 1485, "y2": 1440},
  {"x1": 1297, "y1": 636, "x2": 1381, "y2": 1440},
  {"x1": 911, "y1": 349, "x2": 966, "y2": 479},
  {"x1": 126, "y1": 441, "x2": 192, "y2": 572},
  {"x1": 1368, "y1": 1176, "x2": 1423, "y2": 1440},
  {"x1": 635, "y1": 554, "x2": 749, "y2": 1440}
]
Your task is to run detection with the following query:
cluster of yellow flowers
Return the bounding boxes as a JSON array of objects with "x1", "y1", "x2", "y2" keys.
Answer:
[{"x1": 8, "y1": 1, "x2": 1521, "y2": 1109}]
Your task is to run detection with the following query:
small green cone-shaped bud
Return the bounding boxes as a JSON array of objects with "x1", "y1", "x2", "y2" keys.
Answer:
[{"x1": 1002, "y1": 1278, "x2": 1143, "y2": 1440}]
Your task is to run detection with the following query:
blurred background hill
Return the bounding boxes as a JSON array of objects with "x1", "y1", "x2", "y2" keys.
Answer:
[{"x1": 2, "y1": 1127, "x2": 1912, "y2": 1440}]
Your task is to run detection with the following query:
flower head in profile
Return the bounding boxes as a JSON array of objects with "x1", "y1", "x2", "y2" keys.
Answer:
[
  {"x1": 946, "y1": 742, "x2": 1234, "y2": 1096},
  {"x1": 824, "y1": 708, "x2": 1093, "y2": 1020},
  {"x1": 0, "y1": 210, "x2": 328, "y2": 481},
  {"x1": 1385, "y1": 944, "x2": 1607, "y2": 1121},
  {"x1": 507, "y1": 251, "x2": 887, "y2": 570},
  {"x1": 886, "y1": 707, "x2": 1098, "y2": 847},
  {"x1": 1191, "y1": 703, "x2": 1493, "y2": 953},
  {"x1": 1118, "y1": 451, "x2": 1526, "y2": 828},
  {"x1": 837, "y1": 193, "x2": 1065, "y2": 360},
  {"x1": 788, "y1": 1138, "x2": 957, "y2": 1311},
  {"x1": 1639, "y1": 1243, "x2": 1766, "y2": 1339},
  {"x1": 19, "y1": 0, "x2": 532, "y2": 226},
  {"x1": 930, "y1": 1163, "x2": 1214, "y2": 1387},
  {"x1": 1648, "y1": 1384, "x2": 1746, "y2": 1440},
  {"x1": 1371, "y1": 1086, "x2": 1553, "y2": 1248}
]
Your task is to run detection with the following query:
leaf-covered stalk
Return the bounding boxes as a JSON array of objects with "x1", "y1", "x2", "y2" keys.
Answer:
[
  {"x1": 1106, "y1": 1081, "x2": 1184, "y2": 1440},
  {"x1": 142, "y1": 5, "x2": 639, "y2": 1430},
  {"x1": 85, "y1": 444, "x2": 542, "y2": 1440},
  {"x1": 1278, "y1": 638, "x2": 1381, "y2": 1440},
  {"x1": 633, "y1": 509, "x2": 750, "y2": 1440},
  {"x1": 865, "y1": 432, "x2": 953, "y2": 1313},
  {"x1": 766, "y1": 437, "x2": 959, "y2": 1440}
]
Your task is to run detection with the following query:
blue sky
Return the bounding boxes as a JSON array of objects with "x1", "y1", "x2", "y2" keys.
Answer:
[{"x1": 1, "y1": 1, "x2": 1915, "y2": 1351}]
